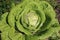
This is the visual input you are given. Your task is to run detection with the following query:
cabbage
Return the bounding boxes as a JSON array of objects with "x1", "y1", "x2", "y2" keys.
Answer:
[{"x1": 0, "y1": 0, "x2": 60, "y2": 40}]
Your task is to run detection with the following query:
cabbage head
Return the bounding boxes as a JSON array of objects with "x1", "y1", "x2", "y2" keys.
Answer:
[{"x1": 0, "y1": 0, "x2": 60, "y2": 40}]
